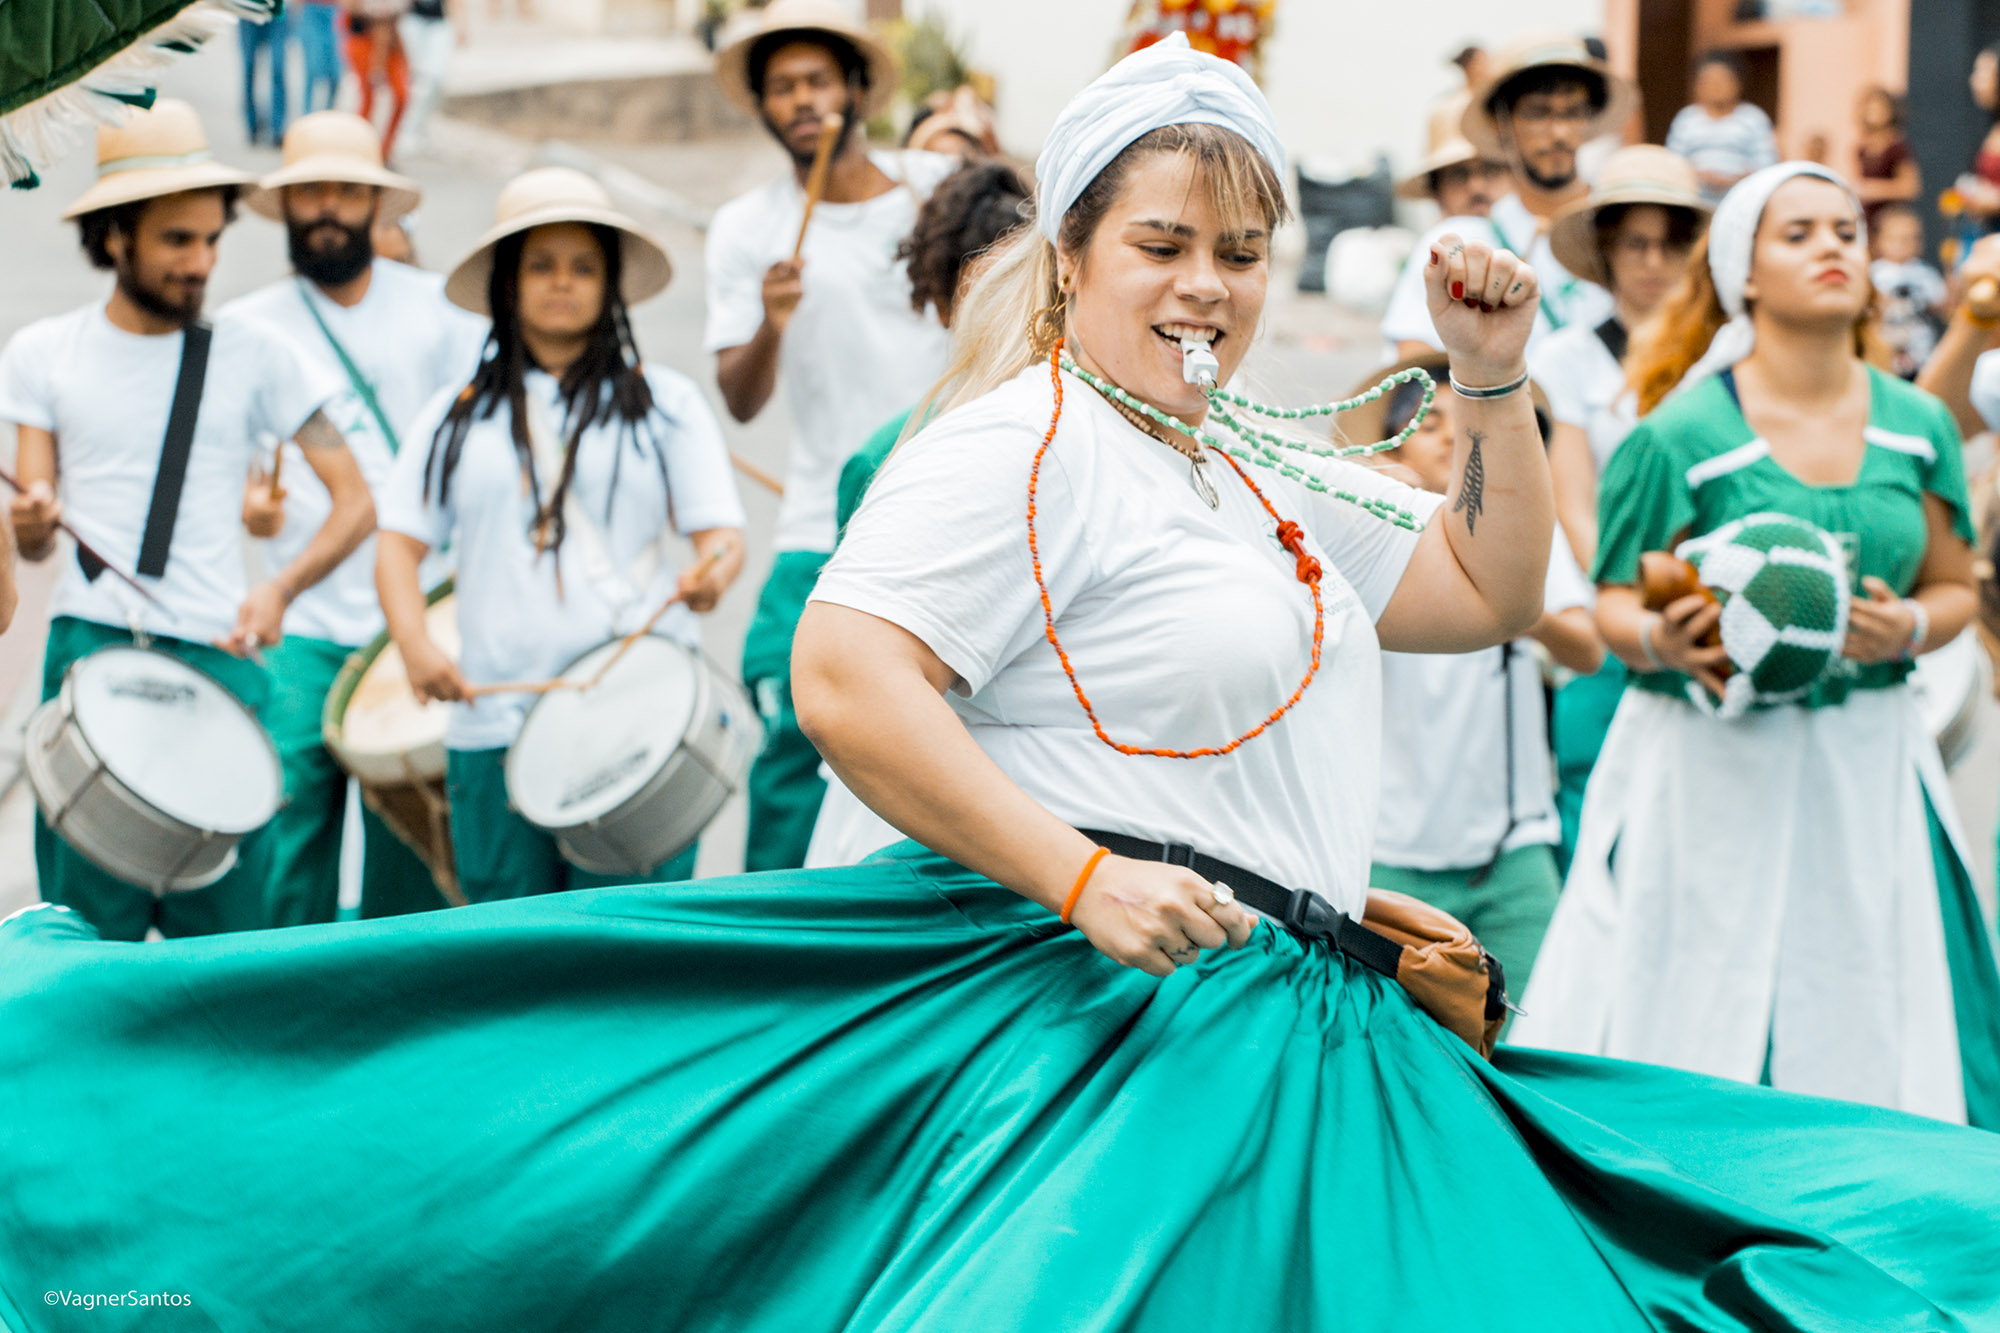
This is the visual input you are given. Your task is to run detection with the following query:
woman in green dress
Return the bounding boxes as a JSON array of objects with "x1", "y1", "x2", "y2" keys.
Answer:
[
  {"x1": 0, "y1": 57, "x2": 1997, "y2": 1333},
  {"x1": 1513, "y1": 163, "x2": 2000, "y2": 1129}
]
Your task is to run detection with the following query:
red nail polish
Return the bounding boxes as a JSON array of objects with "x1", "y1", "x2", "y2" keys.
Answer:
[
  {"x1": 1429, "y1": 248, "x2": 1441, "y2": 266},
  {"x1": 1464, "y1": 298, "x2": 1479, "y2": 309},
  {"x1": 1480, "y1": 301, "x2": 1495, "y2": 313},
  {"x1": 1450, "y1": 281, "x2": 1464, "y2": 299}
]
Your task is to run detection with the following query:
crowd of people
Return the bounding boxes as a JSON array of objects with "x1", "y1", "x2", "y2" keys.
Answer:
[
  {"x1": 237, "y1": 0, "x2": 468, "y2": 162},
  {"x1": 1, "y1": 2, "x2": 1999, "y2": 1326}
]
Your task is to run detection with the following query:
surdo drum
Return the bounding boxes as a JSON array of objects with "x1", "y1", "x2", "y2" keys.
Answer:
[
  {"x1": 25, "y1": 646, "x2": 282, "y2": 892},
  {"x1": 505, "y1": 635, "x2": 760, "y2": 875},
  {"x1": 323, "y1": 587, "x2": 464, "y2": 903}
]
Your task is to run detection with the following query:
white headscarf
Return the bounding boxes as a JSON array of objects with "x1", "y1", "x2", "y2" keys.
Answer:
[
  {"x1": 1673, "y1": 161, "x2": 1866, "y2": 396},
  {"x1": 1032, "y1": 34, "x2": 1286, "y2": 245}
]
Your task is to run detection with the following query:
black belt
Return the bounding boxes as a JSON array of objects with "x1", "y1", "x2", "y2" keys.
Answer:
[{"x1": 1078, "y1": 830, "x2": 1404, "y2": 980}]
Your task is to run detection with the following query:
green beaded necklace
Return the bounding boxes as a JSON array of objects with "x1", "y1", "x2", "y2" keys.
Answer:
[{"x1": 1058, "y1": 353, "x2": 1433, "y2": 532}]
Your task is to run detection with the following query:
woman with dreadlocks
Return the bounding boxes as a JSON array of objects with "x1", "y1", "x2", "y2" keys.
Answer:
[{"x1": 375, "y1": 167, "x2": 745, "y2": 901}]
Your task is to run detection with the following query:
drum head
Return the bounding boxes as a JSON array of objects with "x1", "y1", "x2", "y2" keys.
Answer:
[
  {"x1": 69, "y1": 648, "x2": 281, "y2": 833},
  {"x1": 338, "y1": 597, "x2": 458, "y2": 760},
  {"x1": 507, "y1": 637, "x2": 700, "y2": 827}
]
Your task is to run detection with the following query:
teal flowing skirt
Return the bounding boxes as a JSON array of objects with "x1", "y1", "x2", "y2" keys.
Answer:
[{"x1": 2, "y1": 843, "x2": 1996, "y2": 1331}]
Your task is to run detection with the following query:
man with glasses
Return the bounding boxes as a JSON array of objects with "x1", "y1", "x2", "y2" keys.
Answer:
[
  {"x1": 1394, "y1": 92, "x2": 1508, "y2": 224},
  {"x1": 1383, "y1": 34, "x2": 1636, "y2": 358}
]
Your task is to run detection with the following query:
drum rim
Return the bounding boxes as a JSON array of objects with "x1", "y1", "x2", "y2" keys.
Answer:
[
  {"x1": 63, "y1": 645, "x2": 282, "y2": 834},
  {"x1": 324, "y1": 581, "x2": 456, "y2": 763},
  {"x1": 24, "y1": 696, "x2": 241, "y2": 890},
  {"x1": 505, "y1": 632, "x2": 716, "y2": 827}
]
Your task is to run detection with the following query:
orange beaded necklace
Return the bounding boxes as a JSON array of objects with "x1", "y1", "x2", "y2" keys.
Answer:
[{"x1": 1027, "y1": 342, "x2": 1325, "y2": 760}]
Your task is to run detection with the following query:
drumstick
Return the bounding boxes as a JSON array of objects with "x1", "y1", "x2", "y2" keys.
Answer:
[
  {"x1": 1968, "y1": 276, "x2": 2000, "y2": 324},
  {"x1": 731, "y1": 452, "x2": 786, "y2": 496},
  {"x1": 266, "y1": 446, "x2": 286, "y2": 501},
  {"x1": 0, "y1": 463, "x2": 166, "y2": 609},
  {"x1": 792, "y1": 112, "x2": 845, "y2": 262},
  {"x1": 464, "y1": 543, "x2": 734, "y2": 699}
]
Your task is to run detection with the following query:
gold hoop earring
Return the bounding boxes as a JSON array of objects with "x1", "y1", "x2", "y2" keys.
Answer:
[{"x1": 1029, "y1": 292, "x2": 1068, "y2": 356}]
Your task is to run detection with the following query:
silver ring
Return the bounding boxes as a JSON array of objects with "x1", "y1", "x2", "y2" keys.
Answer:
[{"x1": 1210, "y1": 883, "x2": 1235, "y2": 908}]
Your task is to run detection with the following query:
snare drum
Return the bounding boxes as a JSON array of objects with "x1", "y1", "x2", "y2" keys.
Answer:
[
  {"x1": 25, "y1": 646, "x2": 282, "y2": 893},
  {"x1": 1911, "y1": 633, "x2": 1988, "y2": 771},
  {"x1": 505, "y1": 635, "x2": 761, "y2": 875},
  {"x1": 323, "y1": 586, "x2": 464, "y2": 904}
]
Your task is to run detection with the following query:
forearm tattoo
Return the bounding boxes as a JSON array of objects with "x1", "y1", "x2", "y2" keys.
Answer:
[
  {"x1": 1453, "y1": 429, "x2": 1487, "y2": 536},
  {"x1": 295, "y1": 408, "x2": 345, "y2": 452}
]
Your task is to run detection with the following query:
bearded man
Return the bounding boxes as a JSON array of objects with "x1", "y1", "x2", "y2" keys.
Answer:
[
  {"x1": 0, "y1": 101, "x2": 375, "y2": 941},
  {"x1": 706, "y1": 0, "x2": 958, "y2": 871},
  {"x1": 224, "y1": 111, "x2": 487, "y2": 927},
  {"x1": 1382, "y1": 33, "x2": 1635, "y2": 358}
]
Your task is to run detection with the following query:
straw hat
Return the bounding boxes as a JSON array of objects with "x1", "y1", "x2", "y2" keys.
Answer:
[
  {"x1": 1395, "y1": 93, "x2": 1486, "y2": 201},
  {"x1": 713, "y1": 0, "x2": 899, "y2": 120},
  {"x1": 444, "y1": 167, "x2": 673, "y2": 316},
  {"x1": 61, "y1": 99, "x2": 254, "y2": 221},
  {"x1": 1460, "y1": 33, "x2": 1637, "y2": 157},
  {"x1": 1343, "y1": 352, "x2": 1550, "y2": 449},
  {"x1": 245, "y1": 112, "x2": 422, "y2": 222},
  {"x1": 1547, "y1": 144, "x2": 1710, "y2": 286}
]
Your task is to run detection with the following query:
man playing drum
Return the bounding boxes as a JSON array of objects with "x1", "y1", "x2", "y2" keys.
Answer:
[
  {"x1": 376, "y1": 167, "x2": 745, "y2": 902},
  {"x1": 706, "y1": 0, "x2": 959, "y2": 871},
  {"x1": 1381, "y1": 34, "x2": 1629, "y2": 360},
  {"x1": 226, "y1": 112, "x2": 488, "y2": 927},
  {"x1": 0, "y1": 100, "x2": 375, "y2": 941}
]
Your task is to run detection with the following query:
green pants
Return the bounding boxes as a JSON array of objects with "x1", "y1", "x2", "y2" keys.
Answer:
[
  {"x1": 1550, "y1": 658, "x2": 1626, "y2": 874},
  {"x1": 261, "y1": 634, "x2": 449, "y2": 927},
  {"x1": 741, "y1": 550, "x2": 830, "y2": 873},
  {"x1": 445, "y1": 747, "x2": 696, "y2": 903},
  {"x1": 33, "y1": 617, "x2": 272, "y2": 941},
  {"x1": 1370, "y1": 843, "x2": 1563, "y2": 998}
]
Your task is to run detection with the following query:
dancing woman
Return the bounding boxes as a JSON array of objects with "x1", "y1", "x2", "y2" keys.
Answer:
[
  {"x1": 1515, "y1": 163, "x2": 2000, "y2": 1130},
  {"x1": 374, "y1": 167, "x2": 745, "y2": 900},
  {"x1": 0, "y1": 49, "x2": 1995, "y2": 1333}
]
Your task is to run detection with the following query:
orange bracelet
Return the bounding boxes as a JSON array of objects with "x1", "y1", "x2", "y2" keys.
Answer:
[{"x1": 1060, "y1": 846, "x2": 1110, "y2": 925}]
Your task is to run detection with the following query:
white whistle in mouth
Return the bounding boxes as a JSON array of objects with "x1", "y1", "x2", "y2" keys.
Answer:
[{"x1": 1180, "y1": 336, "x2": 1219, "y2": 388}]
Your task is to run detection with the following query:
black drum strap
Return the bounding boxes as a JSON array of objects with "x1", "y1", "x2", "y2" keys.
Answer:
[{"x1": 78, "y1": 322, "x2": 213, "y2": 583}]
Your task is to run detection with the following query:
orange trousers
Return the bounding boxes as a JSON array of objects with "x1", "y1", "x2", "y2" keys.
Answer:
[{"x1": 347, "y1": 24, "x2": 410, "y2": 161}]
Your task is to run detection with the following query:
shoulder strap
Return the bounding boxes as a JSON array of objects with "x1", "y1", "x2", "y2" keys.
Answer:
[
  {"x1": 1593, "y1": 316, "x2": 1629, "y2": 364},
  {"x1": 296, "y1": 278, "x2": 401, "y2": 454},
  {"x1": 81, "y1": 322, "x2": 211, "y2": 584}
]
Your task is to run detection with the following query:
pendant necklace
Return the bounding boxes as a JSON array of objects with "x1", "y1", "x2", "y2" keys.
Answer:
[{"x1": 1105, "y1": 395, "x2": 1219, "y2": 508}]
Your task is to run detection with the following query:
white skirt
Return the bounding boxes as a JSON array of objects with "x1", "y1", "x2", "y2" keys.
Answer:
[{"x1": 1509, "y1": 684, "x2": 1973, "y2": 1124}]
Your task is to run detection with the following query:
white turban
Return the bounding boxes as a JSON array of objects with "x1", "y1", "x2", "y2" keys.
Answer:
[
  {"x1": 1033, "y1": 33, "x2": 1286, "y2": 245},
  {"x1": 1674, "y1": 162, "x2": 1866, "y2": 395}
]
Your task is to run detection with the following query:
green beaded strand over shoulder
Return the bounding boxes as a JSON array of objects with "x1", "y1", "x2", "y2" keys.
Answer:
[{"x1": 1057, "y1": 355, "x2": 1433, "y2": 532}]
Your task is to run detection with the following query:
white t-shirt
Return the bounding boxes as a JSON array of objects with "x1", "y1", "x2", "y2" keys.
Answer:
[
  {"x1": 1665, "y1": 103, "x2": 1779, "y2": 204},
  {"x1": 703, "y1": 150, "x2": 958, "y2": 554},
  {"x1": 1380, "y1": 194, "x2": 1613, "y2": 357},
  {"x1": 223, "y1": 260, "x2": 489, "y2": 645},
  {"x1": 1527, "y1": 318, "x2": 1636, "y2": 471},
  {"x1": 0, "y1": 300, "x2": 337, "y2": 644},
  {"x1": 1969, "y1": 350, "x2": 2000, "y2": 433},
  {"x1": 812, "y1": 364, "x2": 1445, "y2": 915},
  {"x1": 379, "y1": 365, "x2": 746, "y2": 750},
  {"x1": 1373, "y1": 529, "x2": 1593, "y2": 870}
]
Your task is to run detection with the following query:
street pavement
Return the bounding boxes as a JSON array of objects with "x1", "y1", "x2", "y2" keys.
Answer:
[{"x1": 2, "y1": 23, "x2": 1995, "y2": 921}]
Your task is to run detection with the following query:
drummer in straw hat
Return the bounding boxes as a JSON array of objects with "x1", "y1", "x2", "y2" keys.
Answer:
[
  {"x1": 224, "y1": 111, "x2": 490, "y2": 928},
  {"x1": 0, "y1": 99, "x2": 376, "y2": 941},
  {"x1": 1382, "y1": 33, "x2": 1635, "y2": 360},
  {"x1": 1526, "y1": 144, "x2": 1709, "y2": 868},
  {"x1": 375, "y1": 166, "x2": 746, "y2": 902},
  {"x1": 707, "y1": 0, "x2": 961, "y2": 873},
  {"x1": 1394, "y1": 92, "x2": 1508, "y2": 225}
]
